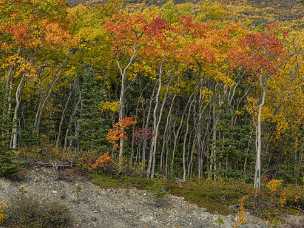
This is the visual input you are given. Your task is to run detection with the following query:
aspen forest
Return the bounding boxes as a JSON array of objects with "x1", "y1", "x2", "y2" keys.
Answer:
[{"x1": 1, "y1": 0, "x2": 304, "y2": 226}]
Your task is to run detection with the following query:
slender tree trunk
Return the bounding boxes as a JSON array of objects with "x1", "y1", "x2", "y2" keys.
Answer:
[
  {"x1": 56, "y1": 81, "x2": 74, "y2": 147},
  {"x1": 160, "y1": 95, "x2": 175, "y2": 173},
  {"x1": 188, "y1": 135, "x2": 196, "y2": 179},
  {"x1": 243, "y1": 129, "x2": 253, "y2": 179},
  {"x1": 165, "y1": 118, "x2": 176, "y2": 177},
  {"x1": 209, "y1": 101, "x2": 217, "y2": 180},
  {"x1": 75, "y1": 119, "x2": 80, "y2": 152},
  {"x1": 171, "y1": 94, "x2": 194, "y2": 176},
  {"x1": 130, "y1": 101, "x2": 140, "y2": 165},
  {"x1": 182, "y1": 98, "x2": 195, "y2": 181},
  {"x1": 151, "y1": 81, "x2": 168, "y2": 178},
  {"x1": 116, "y1": 48, "x2": 136, "y2": 170},
  {"x1": 118, "y1": 70, "x2": 126, "y2": 168},
  {"x1": 64, "y1": 85, "x2": 81, "y2": 150},
  {"x1": 142, "y1": 85, "x2": 156, "y2": 168},
  {"x1": 197, "y1": 93, "x2": 203, "y2": 178},
  {"x1": 5, "y1": 66, "x2": 14, "y2": 120},
  {"x1": 147, "y1": 64, "x2": 163, "y2": 178},
  {"x1": 10, "y1": 75, "x2": 25, "y2": 149},
  {"x1": 34, "y1": 74, "x2": 60, "y2": 133},
  {"x1": 254, "y1": 76, "x2": 266, "y2": 193}
]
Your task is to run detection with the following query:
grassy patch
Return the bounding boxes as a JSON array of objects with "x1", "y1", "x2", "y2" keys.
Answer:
[{"x1": 167, "y1": 179, "x2": 252, "y2": 215}]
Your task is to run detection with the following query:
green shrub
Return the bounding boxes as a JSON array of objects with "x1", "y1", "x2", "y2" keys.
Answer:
[
  {"x1": 76, "y1": 150, "x2": 100, "y2": 172},
  {"x1": 145, "y1": 179, "x2": 168, "y2": 198},
  {"x1": 40, "y1": 202, "x2": 73, "y2": 228},
  {"x1": 167, "y1": 179, "x2": 252, "y2": 215},
  {"x1": 283, "y1": 185, "x2": 304, "y2": 211},
  {"x1": 5, "y1": 193, "x2": 73, "y2": 228},
  {"x1": 0, "y1": 147, "x2": 19, "y2": 178}
]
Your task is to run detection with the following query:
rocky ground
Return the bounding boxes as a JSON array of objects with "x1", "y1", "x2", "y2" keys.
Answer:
[{"x1": 0, "y1": 168, "x2": 301, "y2": 228}]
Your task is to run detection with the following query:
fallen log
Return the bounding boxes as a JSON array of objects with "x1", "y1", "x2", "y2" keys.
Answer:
[{"x1": 34, "y1": 161, "x2": 74, "y2": 169}]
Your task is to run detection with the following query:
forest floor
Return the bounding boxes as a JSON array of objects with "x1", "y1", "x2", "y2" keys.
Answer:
[{"x1": 0, "y1": 167, "x2": 303, "y2": 228}]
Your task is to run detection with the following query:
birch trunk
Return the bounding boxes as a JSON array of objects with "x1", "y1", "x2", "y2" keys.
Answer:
[
  {"x1": 147, "y1": 64, "x2": 163, "y2": 178},
  {"x1": 34, "y1": 74, "x2": 60, "y2": 133},
  {"x1": 151, "y1": 82, "x2": 168, "y2": 178},
  {"x1": 160, "y1": 95, "x2": 175, "y2": 173},
  {"x1": 182, "y1": 98, "x2": 195, "y2": 181},
  {"x1": 210, "y1": 101, "x2": 217, "y2": 180},
  {"x1": 142, "y1": 85, "x2": 156, "y2": 167},
  {"x1": 130, "y1": 101, "x2": 140, "y2": 165},
  {"x1": 56, "y1": 81, "x2": 74, "y2": 147},
  {"x1": 64, "y1": 86, "x2": 81, "y2": 150},
  {"x1": 116, "y1": 48, "x2": 136, "y2": 170},
  {"x1": 254, "y1": 76, "x2": 266, "y2": 193},
  {"x1": 5, "y1": 66, "x2": 14, "y2": 119},
  {"x1": 171, "y1": 94, "x2": 194, "y2": 176},
  {"x1": 10, "y1": 75, "x2": 25, "y2": 149}
]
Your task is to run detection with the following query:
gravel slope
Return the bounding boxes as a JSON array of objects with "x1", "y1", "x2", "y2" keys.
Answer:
[{"x1": 0, "y1": 168, "x2": 269, "y2": 228}]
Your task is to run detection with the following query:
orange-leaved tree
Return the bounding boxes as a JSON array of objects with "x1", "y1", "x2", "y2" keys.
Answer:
[
  {"x1": 104, "y1": 12, "x2": 146, "y2": 168},
  {"x1": 229, "y1": 27, "x2": 285, "y2": 192},
  {"x1": 104, "y1": 11, "x2": 173, "y2": 172},
  {"x1": 106, "y1": 116, "x2": 137, "y2": 159}
]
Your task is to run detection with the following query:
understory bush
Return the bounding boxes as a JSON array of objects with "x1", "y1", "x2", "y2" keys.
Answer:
[
  {"x1": 17, "y1": 146, "x2": 78, "y2": 163},
  {"x1": 0, "y1": 147, "x2": 20, "y2": 178},
  {"x1": 4, "y1": 193, "x2": 73, "y2": 228},
  {"x1": 88, "y1": 154, "x2": 146, "y2": 177}
]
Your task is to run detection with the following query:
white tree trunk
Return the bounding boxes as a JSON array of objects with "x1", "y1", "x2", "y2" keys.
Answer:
[
  {"x1": 209, "y1": 100, "x2": 217, "y2": 179},
  {"x1": 160, "y1": 95, "x2": 176, "y2": 173},
  {"x1": 116, "y1": 48, "x2": 136, "y2": 169},
  {"x1": 34, "y1": 74, "x2": 60, "y2": 133},
  {"x1": 64, "y1": 91, "x2": 81, "y2": 150},
  {"x1": 151, "y1": 75, "x2": 168, "y2": 178},
  {"x1": 142, "y1": 86, "x2": 156, "y2": 167},
  {"x1": 5, "y1": 66, "x2": 14, "y2": 119},
  {"x1": 56, "y1": 81, "x2": 74, "y2": 147},
  {"x1": 183, "y1": 98, "x2": 195, "y2": 181},
  {"x1": 254, "y1": 76, "x2": 266, "y2": 193},
  {"x1": 147, "y1": 64, "x2": 163, "y2": 178},
  {"x1": 171, "y1": 94, "x2": 194, "y2": 175},
  {"x1": 10, "y1": 75, "x2": 25, "y2": 149}
]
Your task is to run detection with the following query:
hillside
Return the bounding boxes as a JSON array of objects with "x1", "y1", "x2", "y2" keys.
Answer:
[{"x1": 1, "y1": 0, "x2": 304, "y2": 227}]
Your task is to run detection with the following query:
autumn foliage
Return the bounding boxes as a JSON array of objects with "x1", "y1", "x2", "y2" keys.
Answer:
[
  {"x1": 229, "y1": 31, "x2": 285, "y2": 76},
  {"x1": 7, "y1": 24, "x2": 29, "y2": 43},
  {"x1": 106, "y1": 117, "x2": 137, "y2": 148},
  {"x1": 91, "y1": 153, "x2": 112, "y2": 170},
  {"x1": 43, "y1": 21, "x2": 72, "y2": 46}
]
